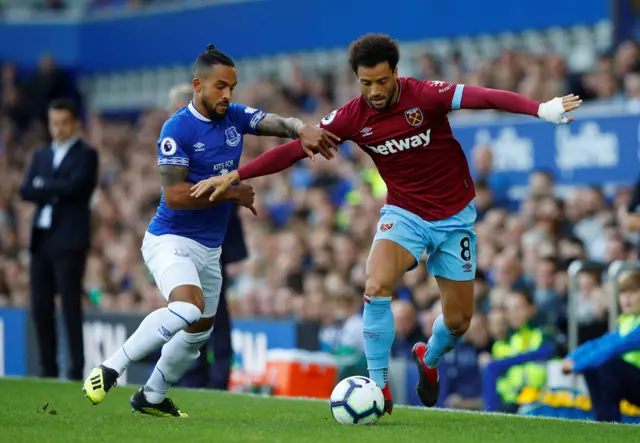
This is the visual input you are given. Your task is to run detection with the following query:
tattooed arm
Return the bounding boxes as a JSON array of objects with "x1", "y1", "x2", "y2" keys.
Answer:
[
  {"x1": 160, "y1": 165, "x2": 242, "y2": 210},
  {"x1": 255, "y1": 113, "x2": 341, "y2": 160},
  {"x1": 255, "y1": 113, "x2": 304, "y2": 139}
]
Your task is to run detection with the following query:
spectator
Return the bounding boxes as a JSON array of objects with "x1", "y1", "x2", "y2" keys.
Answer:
[
  {"x1": 441, "y1": 313, "x2": 490, "y2": 410},
  {"x1": 493, "y1": 289, "x2": 554, "y2": 412},
  {"x1": 528, "y1": 170, "x2": 555, "y2": 199},
  {"x1": 470, "y1": 144, "x2": 510, "y2": 208},
  {"x1": 561, "y1": 269, "x2": 640, "y2": 422},
  {"x1": 474, "y1": 178, "x2": 494, "y2": 222},
  {"x1": 532, "y1": 256, "x2": 560, "y2": 325},
  {"x1": 575, "y1": 268, "x2": 609, "y2": 343},
  {"x1": 625, "y1": 174, "x2": 640, "y2": 258},
  {"x1": 26, "y1": 55, "x2": 68, "y2": 127},
  {"x1": 391, "y1": 300, "x2": 427, "y2": 359},
  {"x1": 319, "y1": 293, "x2": 366, "y2": 379}
]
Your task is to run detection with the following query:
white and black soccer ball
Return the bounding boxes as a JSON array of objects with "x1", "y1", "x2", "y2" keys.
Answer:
[{"x1": 329, "y1": 376, "x2": 385, "y2": 425}]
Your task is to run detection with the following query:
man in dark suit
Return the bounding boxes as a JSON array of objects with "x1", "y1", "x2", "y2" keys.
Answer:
[
  {"x1": 167, "y1": 84, "x2": 247, "y2": 390},
  {"x1": 19, "y1": 99, "x2": 98, "y2": 380}
]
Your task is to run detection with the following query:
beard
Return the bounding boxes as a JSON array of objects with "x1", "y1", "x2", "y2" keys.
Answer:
[
  {"x1": 203, "y1": 100, "x2": 227, "y2": 119},
  {"x1": 200, "y1": 89, "x2": 228, "y2": 119},
  {"x1": 368, "y1": 85, "x2": 397, "y2": 110}
]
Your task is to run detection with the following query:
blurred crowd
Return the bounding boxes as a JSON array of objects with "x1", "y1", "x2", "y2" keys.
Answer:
[
  {"x1": 9, "y1": 0, "x2": 222, "y2": 14},
  {"x1": 1, "y1": 36, "x2": 640, "y2": 401}
]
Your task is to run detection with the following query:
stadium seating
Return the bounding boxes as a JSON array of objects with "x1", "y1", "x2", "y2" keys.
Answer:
[{"x1": 80, "y1": 21, "x2": 612, "y2": 111}]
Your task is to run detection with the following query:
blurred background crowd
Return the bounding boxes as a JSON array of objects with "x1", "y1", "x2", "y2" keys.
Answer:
[
  {"x1": 0, "y1": 0, "x2": 639, "y2": 411},
  {"x1": 1, "y1": 0, "x2": 213, "y2": 15}
]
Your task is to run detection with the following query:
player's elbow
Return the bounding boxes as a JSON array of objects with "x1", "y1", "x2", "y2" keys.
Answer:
[
  {"x1": 163, "y1": 188, "x2": 184, "y2": 210},
  {"x1": 165, "y1": 197, "x2": 185, "y2": 210},
  {"x1": 165, "y1": 199, "x2": 180, "y2": 210}
]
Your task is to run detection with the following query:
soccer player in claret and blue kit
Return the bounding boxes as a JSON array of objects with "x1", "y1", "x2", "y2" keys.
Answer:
[
  {"x1": 192, "y1": 34, "x2": 582, "y2": 415},
  {"x1": 81, "y1": 44, "x2": 339, "y2": 417}
]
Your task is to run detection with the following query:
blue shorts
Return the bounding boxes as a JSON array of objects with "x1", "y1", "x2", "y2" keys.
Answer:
[{"x1": 373, "y1": 203, "x2": 477, "y2": 281}]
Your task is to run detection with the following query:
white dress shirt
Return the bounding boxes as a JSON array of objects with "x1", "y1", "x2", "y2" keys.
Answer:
[{"x1": 36, "y1": 136, "x2": 79, "y2": 229}]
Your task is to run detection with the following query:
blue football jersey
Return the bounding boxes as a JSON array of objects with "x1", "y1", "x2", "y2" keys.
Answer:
[{"x1": 147, "y1": 102, "x2": 266, "y2": 247}]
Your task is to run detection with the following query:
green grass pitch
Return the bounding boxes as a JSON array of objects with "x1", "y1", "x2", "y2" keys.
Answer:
[{"x1": 0, "y1": 378, "x2": 637, "y2": 442}]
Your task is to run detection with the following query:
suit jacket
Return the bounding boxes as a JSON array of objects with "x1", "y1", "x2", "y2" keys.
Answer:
[{"x1": 20, "y1": 139, "x2": 99, "y2": 252}]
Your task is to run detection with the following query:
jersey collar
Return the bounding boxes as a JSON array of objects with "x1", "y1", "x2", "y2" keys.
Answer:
[
  {"x1": 188, "y1": 101, "x2": 211, "y2": 122},
  {"x1": 395, "y1": 78, "x2": 403, "y2": 103}
]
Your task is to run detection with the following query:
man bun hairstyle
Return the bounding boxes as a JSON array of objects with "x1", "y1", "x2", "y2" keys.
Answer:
[
  {"x1": 348, "y1": 33, "x2": 400, "y2": 73},
  {"x1": 192, "y1": 43, "x2": 235, "y2": 76}
]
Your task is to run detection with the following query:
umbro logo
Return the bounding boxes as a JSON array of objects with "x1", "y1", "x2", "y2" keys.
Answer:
[
  {"x1": 360, "y1": 127, "x2": 373, "y2": 137},
  {"x1": 193, "y1": 142, "x2": 205, "y2": 152},
  {"x1": 159, "y1": 326, "x2": 173, "y2": 339},
  {"x1": 174, "y1": 249, "x2": 189, "y2": 258}
]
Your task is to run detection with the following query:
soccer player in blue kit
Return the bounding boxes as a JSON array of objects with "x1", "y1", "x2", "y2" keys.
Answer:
[{"x1": 82, "y1": 44, "x2": 339, "y2": 417}]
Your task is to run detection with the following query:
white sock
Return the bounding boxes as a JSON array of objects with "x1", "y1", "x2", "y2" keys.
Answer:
[
  {"x1": 143, "y1": 327, "x2": 213, "y2": 404},
  {"x1": 103, "y1": 301, "x2": 202, "y2": 376}
]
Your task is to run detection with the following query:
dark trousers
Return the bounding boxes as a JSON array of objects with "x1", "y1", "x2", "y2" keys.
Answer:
[
  {"x1": 583, "y1": 357, "x2": 640, "y2": 422},
  {"x1": 30, "y1": 231, "x2": 87, "y2": 380},
  {"x1": 178, "y1": 265, "x2": 232, "y2": 390}
]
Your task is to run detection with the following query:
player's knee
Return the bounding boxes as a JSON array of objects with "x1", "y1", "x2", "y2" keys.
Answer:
[
  {"x1": 169, "y1": 284, "x2": 205, "y2": 314},
  {"x1": 185, "y1": 315, "x2": 215, "y2": 334},
  {"x1": 364, "y1": 278, "x2": 394, "y2": 298},
  {"x1": 443, "y1": 310, "x2": 473, "y2": 335}
]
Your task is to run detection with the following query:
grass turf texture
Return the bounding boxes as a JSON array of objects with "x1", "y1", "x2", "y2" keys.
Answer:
[{"x1": 0, "y1": 378, "x2": 637, "y2": 443}]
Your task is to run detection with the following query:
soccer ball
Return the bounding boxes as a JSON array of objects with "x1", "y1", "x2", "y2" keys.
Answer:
[{"x1": 329, "y1": 376, "x2": 385, "y2": 425}]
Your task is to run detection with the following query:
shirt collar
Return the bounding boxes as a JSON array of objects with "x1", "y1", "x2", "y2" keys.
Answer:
[
  {"x1": 188, "y1": 101, "x2": 211, "y2": 122},
  {"x1": 395, "y1": 78, "x2": 403, "y2": 103},
  {"x1": 52, "y1": 135, "x2": 79, "y2": 151}
]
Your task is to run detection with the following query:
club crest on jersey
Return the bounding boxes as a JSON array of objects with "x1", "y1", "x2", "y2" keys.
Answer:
[
  {"x1": 225, "y1": 126, "x2": 241, "y2": 147},
  {"x1": 404, "y1": 107, "x2": 424, "y2": 127},
  {"x1": 380, "y1": 223, "x2": 394, "y2": 232}
]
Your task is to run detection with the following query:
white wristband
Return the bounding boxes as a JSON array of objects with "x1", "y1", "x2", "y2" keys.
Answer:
[{"x1": 538, "y1": 97, "x2": 569, "y2": 124}]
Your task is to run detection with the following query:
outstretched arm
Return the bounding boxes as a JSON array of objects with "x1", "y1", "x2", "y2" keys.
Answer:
[
  {"x1": 190, "y1": 140, "x2": 308, "y2": 202},
  {"x1": 190, "y1": 106, "x2": 353, "y2": 203},
  {"x1": 256, "y1": 113, "x2": 304, "y2": 139},
  {"x1": 455, "y1": 85, "x2": 582, "y2": 123},
  {"x1": 425, "y1": 81, "x2": 581, "y2": 123},
  {"x1": 256, "y1": 114, "x2": 340, "y2": 160},
  {"x1": 566, "y1": 325, "x2": 640, "y2": 373},
  {"x1": 456, "y1": 85, "x2": 541, "y2": 116},
  {"x1": 237, "y1": 139, "x2": 306, "y2": 181}
]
